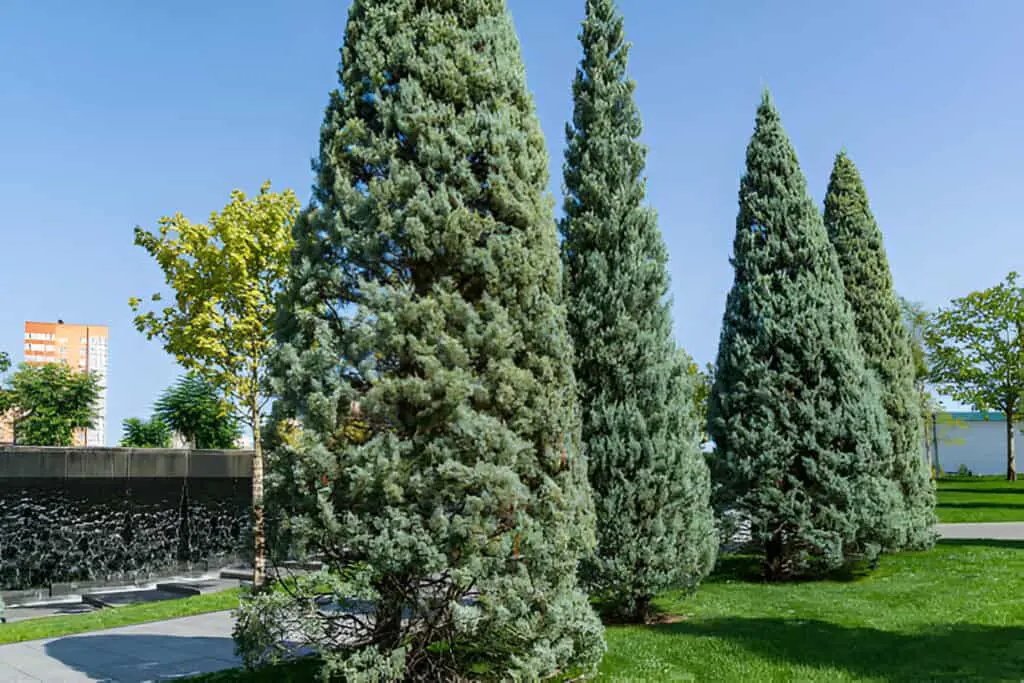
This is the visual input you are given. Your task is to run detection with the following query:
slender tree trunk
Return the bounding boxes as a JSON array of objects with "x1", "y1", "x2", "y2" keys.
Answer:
[
  {"x1": 1007, "y1": 408, "x2": 1016, "y2": 482},
  {"x1": 634, "y1": 595, "x2": 653, "y2": 624},
  {"x1": 765, "y1": 532, "x2": 784, "y2": 580},
  {"x1": 251, "y1": 404, "x2": 266, "y2": 590}
]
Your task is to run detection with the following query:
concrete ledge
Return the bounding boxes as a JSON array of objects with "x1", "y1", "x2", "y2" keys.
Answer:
[
  {"x1": 67, "y1": 449, "x2": 129, "y2": 478},
  {"x1": 219, "y1": 568, "x2": 254, "y2": 581},
  {"x1": 129, "y1": 450, "x2": 189, "y2": 478},
  {"x1": 0, "y1": 450, "x2": 67, "y2": 478},
  {"x1": 190, "y1": 450, "x2": 253, "y2": 478},
  {"x1": 0, "y1": 446, "x2": 253, "y2": 479},
  {"x1": 154, "y1": 582, "x2": 202, "y2": 596},
  {"x1": 1, "y1": 587, "x2": 50, "y2": 605}
]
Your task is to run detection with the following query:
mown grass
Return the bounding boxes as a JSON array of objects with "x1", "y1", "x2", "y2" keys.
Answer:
[
  {"x1": 936, "y1": 475, "x2": 1024, "y2": 523},
  {"x1": 186, "y1": 540, "x2": 1024, "y2": 682},
  {"x1": 0, "y1": 589, "x2": 241, "y2": 645}
]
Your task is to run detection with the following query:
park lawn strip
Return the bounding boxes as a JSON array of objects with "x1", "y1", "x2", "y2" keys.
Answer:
[
  {"x1": 0, "y1": 588, "x2": 241, "y2": 645},
  {"x1": 186, "y1": 541, "x2": 1024, "y2": 681},
  {"x1": 936, "y1": 475, "x2": 1024, "y2": 523}
]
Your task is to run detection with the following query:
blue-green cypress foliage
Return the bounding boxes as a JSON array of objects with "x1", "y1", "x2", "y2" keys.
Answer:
[
  {"x1": 238, "y1": 1, "x2": 605, "y2": 679},
  {"x1": 709, "y1": 93, "x2": 903, "y2": 580},
  {"x1": 560, "y1": 0, "x2": 716, "y2": 622},
  {"x1": 824, "y1": 151, "x2": 937, "y2": 550}
]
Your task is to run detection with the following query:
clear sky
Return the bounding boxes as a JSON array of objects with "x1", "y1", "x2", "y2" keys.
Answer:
[{"x1": 2, "y1": 0, "x2": 1021, "y2": 443}]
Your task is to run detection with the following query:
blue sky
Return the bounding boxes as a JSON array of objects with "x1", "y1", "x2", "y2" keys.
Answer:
[{"x1": 2, "y1": 0, "x2": 1021, "y2": 443}]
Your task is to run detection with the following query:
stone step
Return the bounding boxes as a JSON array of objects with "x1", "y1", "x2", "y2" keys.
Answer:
[
  {"x1": 219, "y1": 567, "x2": 254, "y2": 581},
  {"x1": 155, "y1": 578, "x2": 237, "y2": 596},
  {"x1": 82, "y1": 588, "x2": 189, "y2": 609}
]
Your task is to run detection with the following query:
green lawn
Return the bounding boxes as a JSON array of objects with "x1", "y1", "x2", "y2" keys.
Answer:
[
  {"x1": 936, "y1": 475, "x2": 1024, "y2": 523},
  {"x1": 0, "y1": 589, "x2": 241, "y2": 645},
  {"x1": 186, "y1": 540, "x2": 1024, "y2": 682}
]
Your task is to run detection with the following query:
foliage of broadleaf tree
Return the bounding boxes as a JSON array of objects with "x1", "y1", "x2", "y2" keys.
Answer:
[
  {"x1": 153, "y1": 373, "x2": 239, "y2": 449},
  {"x1": 236, "y1": 1, "x2": 605, "y2": 678},
  {"x1": 560, "y1": 0, "x2": 715, "y2": 622},
  {"x1": 708, "y1": 92, "x2": 902, "y2": 580},
  {"x1": 130, "y1": 182, "x2": 298, "y2": 588},
  {"x1": 0, "y1": 363, "x2": 100, "y2": 446},
  {"x1": 688, "y1": 361, "x2": 714, "y2": 448},
  {"x1": 823, "y1": 152, "x2": 935, "y2": 550},
  {"x1": 120, "y1": 416, "x2": 172, "y2": 448},
  {"x1": 925, "y1": 272, "x2": 1024, "y2": 480},
  {"x1": 899, "y1": 296, "x2": 966, "y2": 476}
]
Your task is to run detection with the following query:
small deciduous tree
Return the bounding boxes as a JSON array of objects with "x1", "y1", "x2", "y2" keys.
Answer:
[
  {"x1": 130, "y1": 181, "x2": 298, "y2": 588},
  {"x1": 120, "y1": 417, "x2": 172, "y2": 449},
  {"x1": 0, "y1": 363, "x2": 100, "y2": 446},
  {"x1": 153, "y1": 374, "x2": 239, "y2": 449},
  {"x1": 925, "y1": 272, "x2": 1024, "y2": 480},
  {"x1": 688, "y1": 362, "x2": 714, "y2": 448},
  {"x1": 899, "y1": 296, "x2": 965, "y2": 476}
]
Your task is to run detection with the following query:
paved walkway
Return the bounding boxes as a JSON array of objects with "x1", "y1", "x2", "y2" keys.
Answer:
[
  {"x1": 0, "y1": 611, "x2": 238, "y2": 682},
  {"x1": 937, "y1": 521, "x2": 1024, "y2": 540}
]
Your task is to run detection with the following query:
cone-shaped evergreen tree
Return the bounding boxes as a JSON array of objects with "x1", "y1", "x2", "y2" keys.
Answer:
[
  {"x1": 560, "y1": 0, "x2": 715, "y2": 622},
  {"x1": 239, "y1": 1, "x2": 605, "y2": 678},
  {"x1": 824, "y1": 151, "x2": 937, "y2": 550},
  {"x1": 708, "y1": 92, "x2": 903, "y2": 580}
]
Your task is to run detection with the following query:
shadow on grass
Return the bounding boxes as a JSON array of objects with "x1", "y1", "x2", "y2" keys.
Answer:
[
  {"x1": 936, "y1": 538, "x2": 1024, "y2": 551},
  {"x1": 706, "y1": 555, "x2": 872, "y2": 585},
  {"x1": 939, "y1": 487, "x2": 1024, "y2": 496},
  {"x1": 938, "y1": 501, "x2": 1024, "y2": 510},
  {"x1": 656, "y1": 617, "x2": 1024, "y2": 681}
]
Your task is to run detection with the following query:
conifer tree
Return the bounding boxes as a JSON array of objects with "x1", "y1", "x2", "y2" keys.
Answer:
[
  {"x1": 824, "y1": 152, "x2": 936, "y2": 549},
  {"x1": 235, "y1": 1, "x2": 604, "y2": 679},
  {"x1": 560, "y1": 0, "x2": 715, "y2": 622},
  {"x1": 708, "y1": 93, "x2": 902, "y2": 579}
]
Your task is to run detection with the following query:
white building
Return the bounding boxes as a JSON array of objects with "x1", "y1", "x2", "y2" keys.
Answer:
[{"x1": 933, "y1": 411, "x2": 1022, "y2": 476}]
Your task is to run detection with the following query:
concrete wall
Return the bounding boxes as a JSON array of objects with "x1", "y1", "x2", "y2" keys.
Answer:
[
  {"x1": 0, "y1": 446, "x2": 254, "y2": 592},
  {"x1": 0, "y1": 446, "x2": 253, "y2": 479}
]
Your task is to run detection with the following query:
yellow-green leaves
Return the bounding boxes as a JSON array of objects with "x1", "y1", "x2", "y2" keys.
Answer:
[
  {"x1": 925, "y1": 272, "x2": 1024, "y2": 479},
  {"x1": 130, "y1": 181, "x2": 299, "y2": 426}
]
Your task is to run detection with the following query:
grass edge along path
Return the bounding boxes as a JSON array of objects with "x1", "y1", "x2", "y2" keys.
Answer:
[
  {"x1": 185, "y1": 540, "x2": 1024, "y2": 681},
  {"x1": 0, "y1": 588, "x2": 241, "y2": 645},
  {"x1": 936, "y1": 475, "x2": 1024, "y2": 523}
]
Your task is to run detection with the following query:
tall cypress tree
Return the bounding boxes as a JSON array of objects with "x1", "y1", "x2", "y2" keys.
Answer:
[
  {"x1": 240, "y1": 1, "x2": 605, "y2": 678},
  {"x1": 708, "y1": 92, "x2": 902, "y2": 580},
  {"x1": 824, "y1": 151, "x2": 936, "y2": 550},
  {"x1": 560, "y1": 0, "x2": 715, "y2": 622}
]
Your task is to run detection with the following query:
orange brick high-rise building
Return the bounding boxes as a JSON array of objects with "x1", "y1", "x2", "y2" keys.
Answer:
[{"x1": 8, "y1": 320, "x2": 109, "y2": 446}]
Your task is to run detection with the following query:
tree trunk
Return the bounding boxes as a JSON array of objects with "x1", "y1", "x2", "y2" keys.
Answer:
[
  {"x1": 1007, "y1": 409, "x2": 1016, "y2": 482},
  {"x1": 765, "y1": 532, "x2": 785, "y2": 581},
  {"x1": 924, "y1": 413, "x2": 935, "y2": 479},
  {"x1": 251, "y1": 407, "x2": 266, "y2": 590}
]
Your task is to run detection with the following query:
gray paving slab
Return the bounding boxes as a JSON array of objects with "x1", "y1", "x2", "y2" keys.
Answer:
[
  {"x1": 937, "y1": 522, "x2": 1024, "y2": 540},
  {"x1": 0, "y1": 660, "x2": 38, "y2": 682},
  {"x1": 0, "y1": 611, "x2": 239, "y2": 682},
  {"x1": 101, "y1": 656, "x2": 239, "y2": 683}
]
